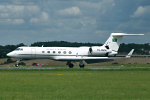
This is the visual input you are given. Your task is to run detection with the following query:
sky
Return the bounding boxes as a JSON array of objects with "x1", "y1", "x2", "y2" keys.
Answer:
[{"x1": 0, "y1": 0, "x2": 150, "y2": 45}]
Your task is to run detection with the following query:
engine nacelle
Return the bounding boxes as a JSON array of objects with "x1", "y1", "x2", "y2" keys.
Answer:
[{"x1": 89, "y1": 46, "x2": 111, "y2": 56}]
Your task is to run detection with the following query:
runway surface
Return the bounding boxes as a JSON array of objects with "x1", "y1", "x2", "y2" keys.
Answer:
[{"x1": 0, "y1": 66, "x2": 150, "y2": 70}]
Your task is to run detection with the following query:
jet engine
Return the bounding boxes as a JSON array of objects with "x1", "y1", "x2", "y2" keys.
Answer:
[{"x1": 89, "y1": 46, "x2": 112, "y2": 56}]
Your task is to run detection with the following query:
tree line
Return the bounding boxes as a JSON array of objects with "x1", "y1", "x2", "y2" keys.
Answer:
[{"x1": 0, "y1": 41, "x2": 149, "y2": 58}]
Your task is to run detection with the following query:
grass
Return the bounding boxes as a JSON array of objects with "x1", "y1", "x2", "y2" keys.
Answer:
[
  {"x1": 41, "y1": 64, "x2": 150, "y2": 68},
  {"x1": 86, "y1": 64, "x2": 150, "y2": 67},
  {"x1": 0, "y1": 68, "x2": 150, "y2": 100}
]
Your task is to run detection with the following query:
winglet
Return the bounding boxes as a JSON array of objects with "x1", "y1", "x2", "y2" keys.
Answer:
[{"x1": 126, "y1": 49, "x2": 134, "y2": 58}]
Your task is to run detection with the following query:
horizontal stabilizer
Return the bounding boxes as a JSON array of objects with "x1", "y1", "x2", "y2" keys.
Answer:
[{"x1": 111, "y1": 33, "x2": 144, "y2": 36}]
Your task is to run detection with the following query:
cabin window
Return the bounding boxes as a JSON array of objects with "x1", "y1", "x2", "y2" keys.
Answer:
[
  {"x1": 53, "y1": 51, "x2": 56, "y2": 53},
  {"x1": 58, "y1": 51, "x2": 61, "y2": 54},
  {"x1": 69, "y1": 51, "x2": 72, "y2": 54},
  {"x1": 42, "y1": 51, "x2": 45, "y2": 53},
  {"x1": 63, "y1": 51, "x2": 66, "y2": 54},
  {"x1": 47, "y1": 51, "x2": 50, "y2": 53}
]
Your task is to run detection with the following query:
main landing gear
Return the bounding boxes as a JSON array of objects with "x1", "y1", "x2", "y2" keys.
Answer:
[
  {"x1": 79, "y1": 64, "x2": 85, "y2": 68},
  {"x1": 66, "y1": 61, "x2": 74, "y2": 68},
  {"x1": 66, "y1": 61, "x2": 85, "y2": 68},
  {"x1": 79, "y1": 60, "x2": 85, "y2": 68}
]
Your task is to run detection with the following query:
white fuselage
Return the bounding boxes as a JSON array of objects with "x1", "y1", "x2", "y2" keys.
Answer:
[{"x1": 7, "y1": 46, "x2": 112, "y2": 60}]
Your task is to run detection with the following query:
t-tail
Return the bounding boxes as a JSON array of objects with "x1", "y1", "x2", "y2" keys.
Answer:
[{"x1": 103, "y1": 33, "x2": 144, "y2": 55}]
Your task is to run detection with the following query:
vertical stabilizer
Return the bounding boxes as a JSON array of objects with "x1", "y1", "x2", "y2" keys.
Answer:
[{"x1": 103, "y1": 33, "x2": 144, "y2": 53}]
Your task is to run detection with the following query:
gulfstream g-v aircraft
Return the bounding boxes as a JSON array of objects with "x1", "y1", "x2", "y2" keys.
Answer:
[{"x1": 7, "y1": 33, "x2": 143, "y2": 68}]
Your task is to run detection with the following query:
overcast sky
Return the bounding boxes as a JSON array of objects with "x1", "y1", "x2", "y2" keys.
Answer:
[{"x1": 0, "y1": 0, "x2": 149, "y2": 45}]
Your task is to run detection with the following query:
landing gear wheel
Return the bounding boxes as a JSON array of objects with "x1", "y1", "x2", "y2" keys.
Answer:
[
  {"x1": 14, "y1": 64, "x2": 19, "y2": 67},
  {"x1": 15, "y1": 60, "x2": 20, "y2": 67},
  {"x1": 79, "y1": 64, "x2": 85, "y2": 68},
  {"x1": 69, "y1": 63, "x2": 74, "y2": 68}
]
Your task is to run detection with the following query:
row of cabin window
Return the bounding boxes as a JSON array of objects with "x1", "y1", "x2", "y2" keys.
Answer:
[{"x1": 42, "y1": 51, "x2": 72, "y2": 54}]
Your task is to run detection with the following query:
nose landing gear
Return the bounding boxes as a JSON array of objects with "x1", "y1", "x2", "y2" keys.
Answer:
[{"x1": 14, "y1": 60, "x2": 20, "y2": 67}]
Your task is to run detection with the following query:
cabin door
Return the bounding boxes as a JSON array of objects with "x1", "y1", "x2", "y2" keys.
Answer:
[{"x1": 31, "y1": 48, "x2": 36, "y2": 57}]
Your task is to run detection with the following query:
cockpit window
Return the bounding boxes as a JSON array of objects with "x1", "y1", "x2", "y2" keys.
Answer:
[
  {"x1": 15, "y1": 48, "x2": 23, "y2": 51},
  {"x1": 15, "y1": 48, "x2": 20, "y2": 51}
]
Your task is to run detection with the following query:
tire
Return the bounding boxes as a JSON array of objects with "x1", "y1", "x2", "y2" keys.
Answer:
[
  {"x1": 69, "y1": 64, "x2": 74, "y2": 68},
  {"x1": 79, "y1": 64, "x2": 85, "y2": 68}
]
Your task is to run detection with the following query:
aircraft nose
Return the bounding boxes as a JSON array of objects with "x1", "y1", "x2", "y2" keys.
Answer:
[{"x1": 7, "y1": 52, "x2": 15, "y2": 57}]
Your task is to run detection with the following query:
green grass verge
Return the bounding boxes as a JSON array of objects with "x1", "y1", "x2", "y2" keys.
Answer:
[
  {"x1": 0, "y1": 69, "x2": 150, "y2": 100},
  {"x1": 41, "y1": 64, "x2": 150, "y2": 67}
]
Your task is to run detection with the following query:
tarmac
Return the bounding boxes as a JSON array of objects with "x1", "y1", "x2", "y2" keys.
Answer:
[{"x1": 0, "y1": 66, "x2": 150, "y2": 70}]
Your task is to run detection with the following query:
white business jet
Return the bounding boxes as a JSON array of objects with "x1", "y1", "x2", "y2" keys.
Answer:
[{"x1": 7, "y1": 33, "x2": 143, "y2": 68}]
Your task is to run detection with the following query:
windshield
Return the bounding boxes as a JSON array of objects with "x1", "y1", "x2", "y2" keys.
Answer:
[{"x1": 15, "y1": 48, "x2": 23, "y2": 51}]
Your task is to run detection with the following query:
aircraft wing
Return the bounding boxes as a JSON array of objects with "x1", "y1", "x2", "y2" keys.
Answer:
[
  {"x1": 55, "y1": 56, "x2": 118, "y2": 64},
  {"x1": 125, "y1": 49, "x2": 134, "y2": 58},
  {"x1": 56, "y1": 56, "x2": 111, "y2": 60},
  {"x1": 55, "y1": 49, "x2": 134, "y2": 64}
]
